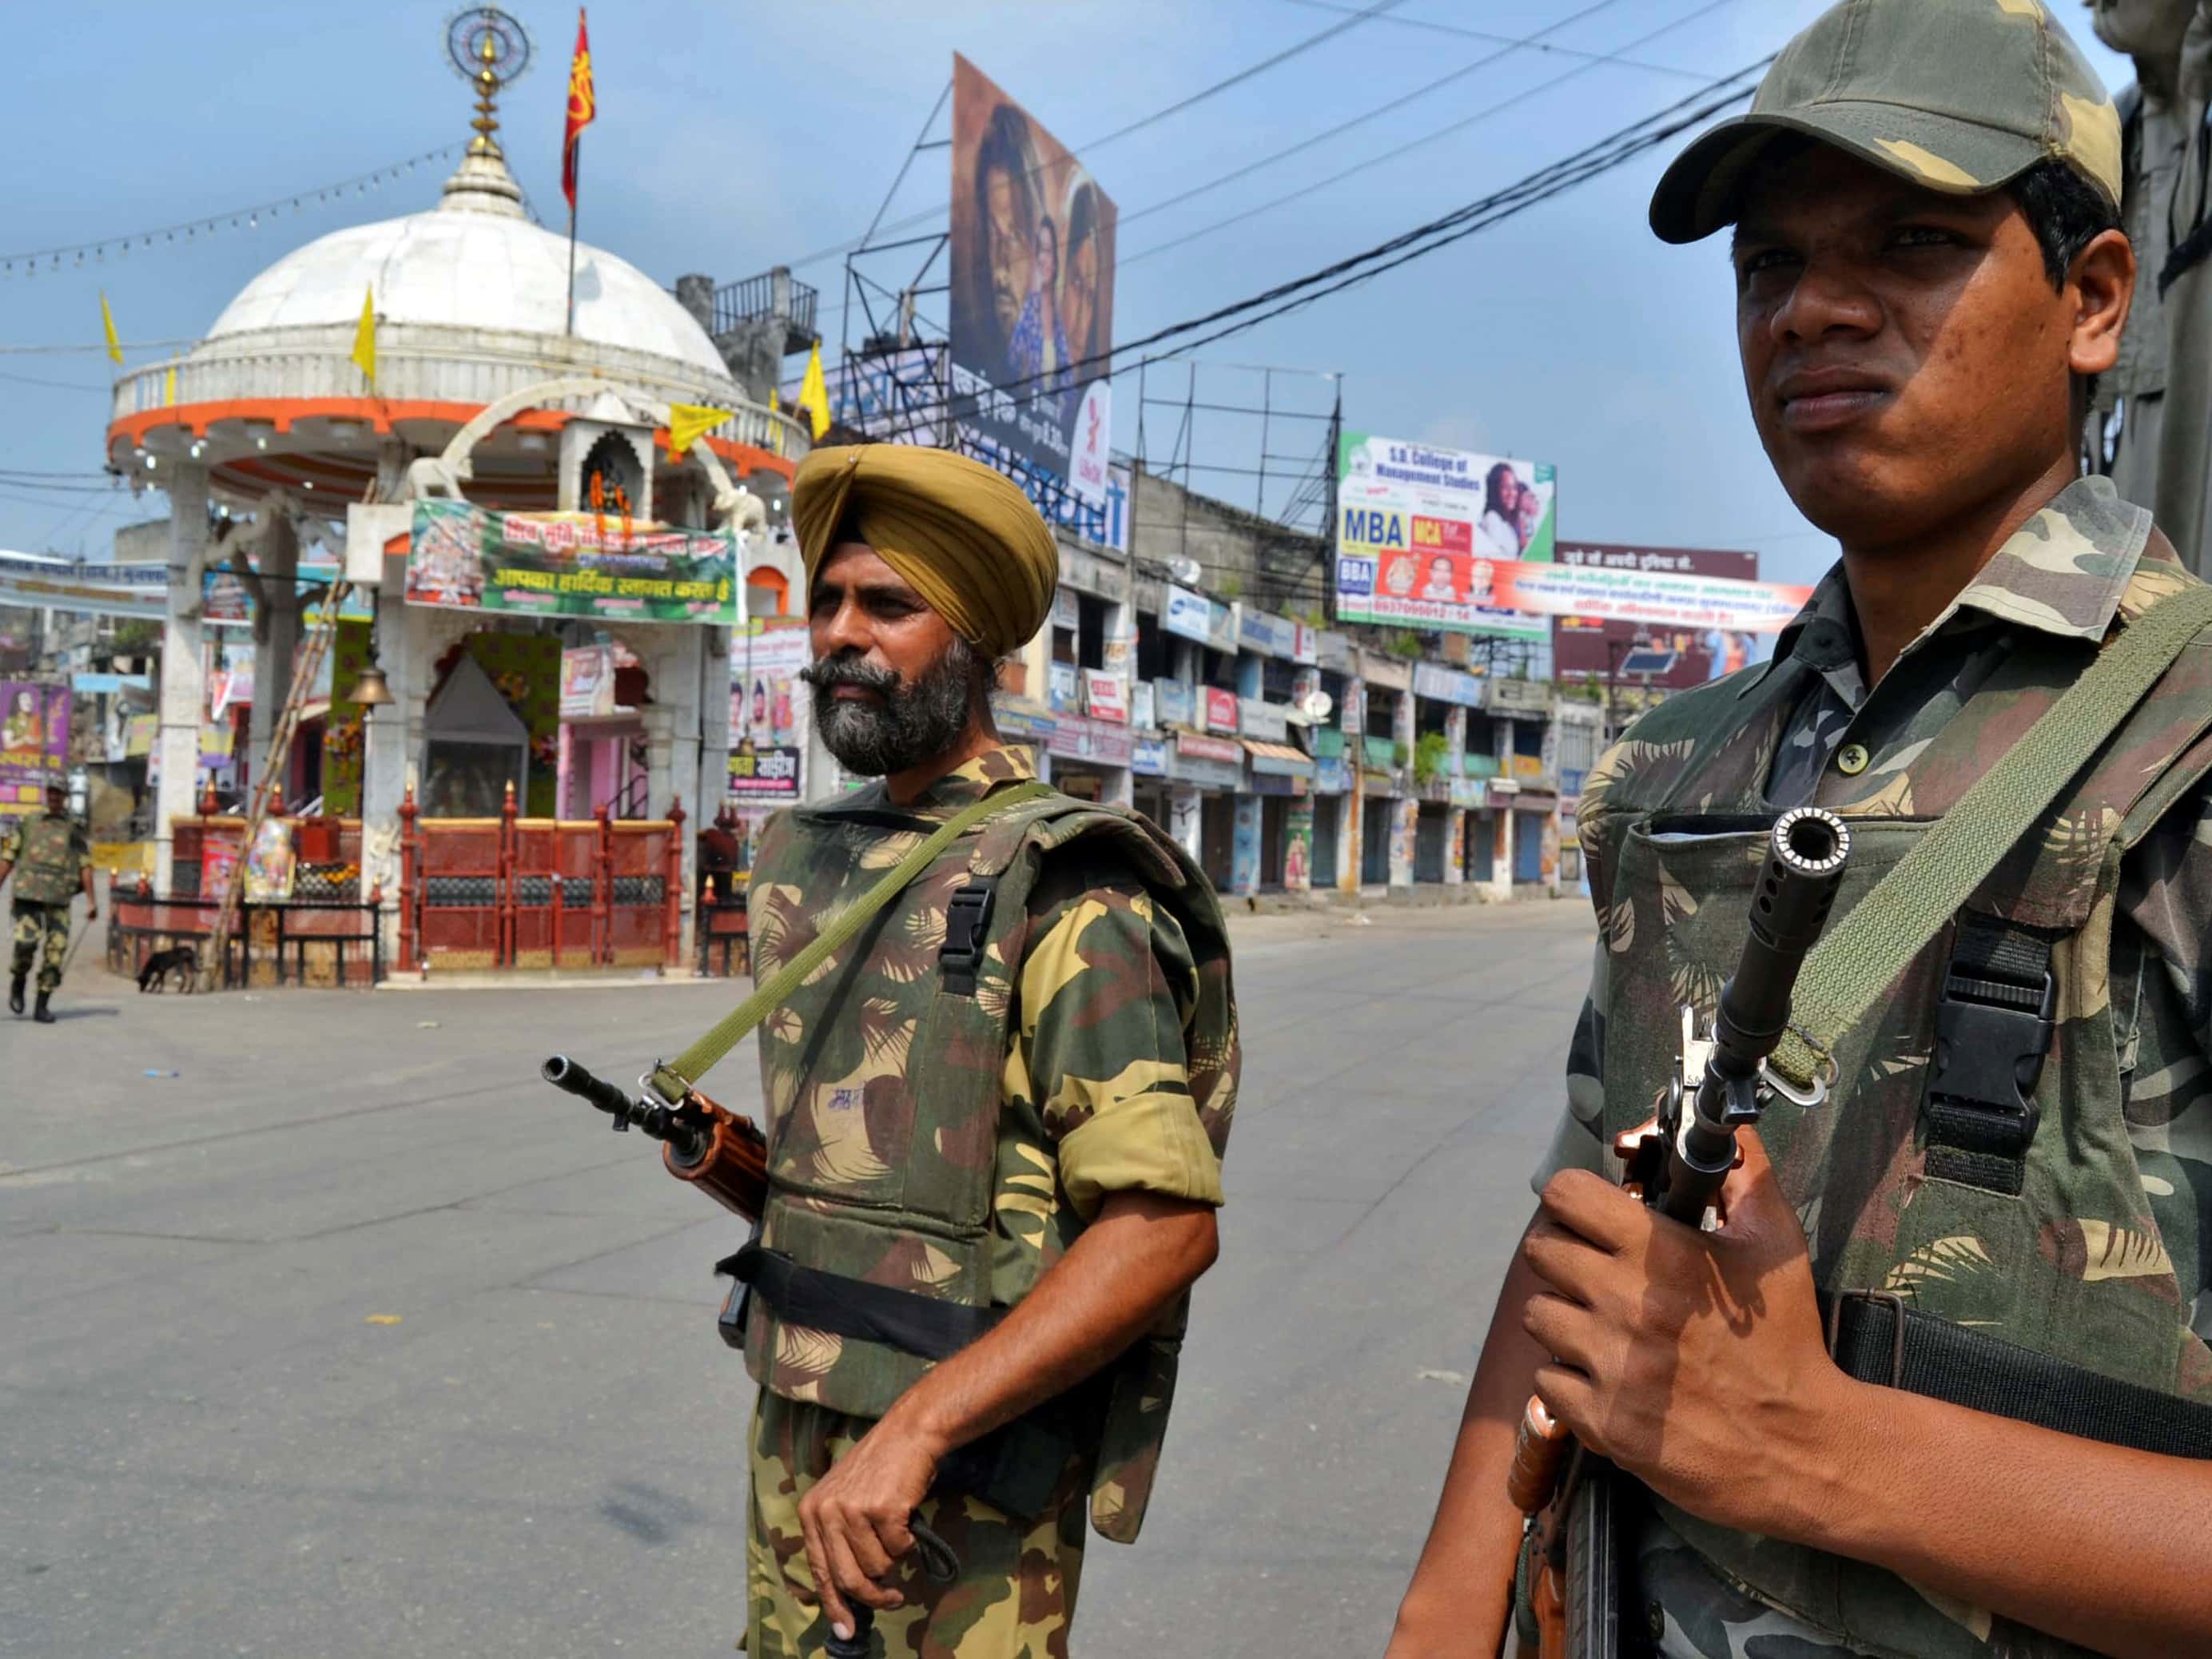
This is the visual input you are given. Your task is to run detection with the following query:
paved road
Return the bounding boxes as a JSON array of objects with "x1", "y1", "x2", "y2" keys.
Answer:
[{"x1": 1, "y1": 897, "x2": 1596, "y2": 1658}]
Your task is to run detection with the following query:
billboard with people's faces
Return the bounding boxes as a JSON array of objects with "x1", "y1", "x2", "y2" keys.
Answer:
[
  {"x1": 948, "y1": 54, "x2": 1117, "y2": 507},
  {"x1": 1332, "y1": 433, "x2": 1556, "y2": 642}
]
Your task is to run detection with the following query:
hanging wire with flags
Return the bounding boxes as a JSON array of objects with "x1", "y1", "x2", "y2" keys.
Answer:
[{"x1": 562, "y1": 7, "x2": 595, "y2": 335}]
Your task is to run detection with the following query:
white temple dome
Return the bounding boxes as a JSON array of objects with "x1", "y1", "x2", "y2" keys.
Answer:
[{"x1": 201, "y1": 149, "x2": 728, "y2": 382}]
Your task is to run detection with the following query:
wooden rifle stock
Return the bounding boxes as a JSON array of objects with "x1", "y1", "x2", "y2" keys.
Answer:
[
  {"x1": 541, "y1": 1055, "x2": 769, "y2": 1223},
  {"x1": 661, "y1": 1088, "x2": 768, "y2": 1221}
]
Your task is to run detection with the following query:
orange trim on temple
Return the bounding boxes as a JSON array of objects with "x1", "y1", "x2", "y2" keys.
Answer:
[{"x1": 112, "y1": 396, "x2": 798, "y2": 482}]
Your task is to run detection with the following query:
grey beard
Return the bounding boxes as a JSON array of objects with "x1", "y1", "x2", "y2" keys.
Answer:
[{"x1": 806, "y1": 638, "x2": 984, "y2": 777}]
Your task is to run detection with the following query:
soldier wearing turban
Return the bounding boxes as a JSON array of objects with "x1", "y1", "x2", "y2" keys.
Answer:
[
  {"x1": 739, "y1": 443, "x2": 1239, "y2": 1657},
  {"x1": 790, "y1": 444, "x2": 1059, "y2": 790}
]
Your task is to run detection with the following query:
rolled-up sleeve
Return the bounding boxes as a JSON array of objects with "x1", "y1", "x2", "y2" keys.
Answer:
[{"x1": 1016, "y1": 869, "x2": 1223, "y2": 1221}]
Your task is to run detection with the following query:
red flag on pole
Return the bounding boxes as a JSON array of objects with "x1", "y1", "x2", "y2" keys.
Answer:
[{"x1": 562, "y1": 9, "x2": 595, "y2": 213}]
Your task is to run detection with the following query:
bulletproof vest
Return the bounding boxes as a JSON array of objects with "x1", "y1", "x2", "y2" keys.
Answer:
[
  {"x1": 742, "y1": 784, "x2": 1235, "y2": 1542},
  {"x1": 12, "y1": 812, "x2": 82, "y2": 905},
  {"x1": 1576, "y1": 592, "x2": 2212, "y2": 1652}
]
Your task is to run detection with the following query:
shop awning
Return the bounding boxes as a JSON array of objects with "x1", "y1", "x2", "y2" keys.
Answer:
[
  {"x1": 992, "y1": 695, "x2": 1058, "y2": 745},
  {"x1": 1243, "y1": 738, "x2": 1315, "y2": 780}
]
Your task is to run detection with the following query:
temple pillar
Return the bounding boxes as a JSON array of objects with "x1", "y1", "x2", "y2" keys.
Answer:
[{"x1": 154, "y1": 463, "x2": 209, "y2": 891}]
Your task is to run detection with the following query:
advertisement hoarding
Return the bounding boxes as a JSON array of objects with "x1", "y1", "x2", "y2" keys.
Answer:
[
  {"x1": 408, "y1": 502, "x2": 738, "y2": 625},
  {"x1": 1334, "y1": 433, "x2": 1556, "y2": 642},
  {"x1": 1550, "y1": 543, "x2": 1769, "y2": 688},
  {"x1": 1203, "y1": 688, "x2": 1239, "y2": 734},
  {"x1": 949, "y1": 54, "x2": 1116, "y2": 504},
  {"x1": 1, "y1": 680, "x2": 70, "y2": 814},
  {"x1": 1482, "y1": 556, "x2": 1809, "y2": 633},
  {"x1": 729, "y1": 622, "x2": 811, "y2": 803}
]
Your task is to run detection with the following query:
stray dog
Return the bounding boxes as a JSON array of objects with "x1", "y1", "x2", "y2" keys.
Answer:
[{"x1": 137, "y1": 945, "x2": 197, "y2": 993}]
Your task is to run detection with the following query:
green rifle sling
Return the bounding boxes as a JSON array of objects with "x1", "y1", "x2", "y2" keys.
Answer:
[
  {"x1": 1771, "y1": 583, "x2": 2212, "y2": 1091},
  {"x1": 648, "y1": 780, "x2": 1053, "y2": 1104}
]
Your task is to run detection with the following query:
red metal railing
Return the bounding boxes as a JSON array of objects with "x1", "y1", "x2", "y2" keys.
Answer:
[{"x1": 396, "y1": 782, "x2": 685, "y2": 973}]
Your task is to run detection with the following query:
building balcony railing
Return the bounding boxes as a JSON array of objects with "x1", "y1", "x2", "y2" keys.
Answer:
[{"x1": 710, "y1": 269, "x2": 819, "y2": 356}]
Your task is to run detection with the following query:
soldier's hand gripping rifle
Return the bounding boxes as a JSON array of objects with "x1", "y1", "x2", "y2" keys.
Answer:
[
  {"x1": 1506, "y1": 807, "x2": 1850, "y2": 1658},
  {"x1": 541, "y1": 1054, "x2": 768, "y2": 1221}
]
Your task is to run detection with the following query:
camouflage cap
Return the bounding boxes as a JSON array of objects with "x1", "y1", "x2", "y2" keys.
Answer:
[{"x1": 1649, "y1": 0, "x2": 2122, "y2": 245}]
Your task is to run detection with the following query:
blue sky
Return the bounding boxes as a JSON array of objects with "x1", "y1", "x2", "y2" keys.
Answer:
[{"x1": 0, "y1": 0, "x2": 2135, "y2": 590}]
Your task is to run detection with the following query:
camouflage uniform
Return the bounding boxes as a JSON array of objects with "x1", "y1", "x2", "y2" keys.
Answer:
[
  {"x1": 4, "y1": 806, "x2": 89, "y2": 997},
  {"x1": 739, "y1": 746, "x2": 1238, "y2": 1657},
  {"x1": 1539, "y1": 479, "x2": 2212, "y2": 1657}
]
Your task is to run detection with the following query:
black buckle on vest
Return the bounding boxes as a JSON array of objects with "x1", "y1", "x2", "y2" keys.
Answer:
[
  {"x1": 940, "y1": 877, "x2": 998, "y2": 997},
  {"x1": 1923, "y1": 925, "x2": 2055, "y2": 1197},
  {"x1": 1824, "y1": 1290, "x2": 1906, "y2": 1387}
]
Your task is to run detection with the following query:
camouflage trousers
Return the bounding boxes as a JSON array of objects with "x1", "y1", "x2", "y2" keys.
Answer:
[
  {"x1": 746, "y1": 1391, "x2": 1088, "y2": 1658},
  {"x1": 10, "y1": 901, "x2": 69, "y2": 995}
]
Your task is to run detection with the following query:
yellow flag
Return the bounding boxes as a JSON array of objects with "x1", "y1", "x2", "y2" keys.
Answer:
[
  {"x1": 351, "y1": 286, "x2": 376, "y2": 385},
  {"x1": 766, "y1": 385, "x2": 782, "y2": 456},
  {"x1": 164, "y1": 366, "x2": 177, "y2": 407},
  {"x1": 101, "y1": 292, "x2": 123, "y2": 366},
  {"x1": 665, "y1": 402, "x2": 733, "y2": 461},
  {"x1": 796, "y1": 341, "x2": 830, "y2": 440}
]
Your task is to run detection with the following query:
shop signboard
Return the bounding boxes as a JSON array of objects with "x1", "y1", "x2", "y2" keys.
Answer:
[
  {"x1": 729, "y1": 621, "x2": 811, "y2": 803},
  {"x1": 1293, "y1": 623, "x2": 1319, "y2": 666},
  {"x1": 408, "y1": 501, "x2": 739, "y2": 624},
  {"x1": 1489, "y1": 677, "x2": 1557, "y2": 716},
  {"x1": 1132, "y1": 737, "x2": 1170, "y2": 776},
  {"x1": 1315, "y1": 755, "x2": 1350, "y2": 794},
  {"x1": 1343, "y1": 679, "x2": 1365, "y2": 737},
  {"x1": 1239, "y1": 698, "x2": 1289, "y2": 742},
  {"x1": 1051, "y1": 588, "x2": 1080, "y2": 631},
  {"x1": 1335, "y1": 432, "x2": 1557, "y2": 642},
  {"x1": 1154, "y1": 678, "x2": 1194, "y2": 729},
  {"x1": 1046, "y1": 712, "x2": 1136, "y2": 766},
  {"x1": 1249, "y1": 772, "x2": 1307, "y2": 797},
  {"x1": 1203, "y1": 687, "x2": 1239, "y2": 734},
  {"x1": 1412, "y1": 662, "x2": 1483, "y2": 707},
  {"x1": 1, "y1": 680, "x2": 70, "y2": 814},
  {"x1": 1048, "y1": 661, "x2": 1081, "y2": 713},
  {"x1": 1162, "y1": 584, "x2": 1212, "y2": 645},
  {"x1": 0, "y1": 555, "x2": 166, "y2": 624},
  {"x1": 1083, "y1": 670, "x2": 1128, "y2": 723},
  {"x1": 1130, "y1": 680, "x2": 1156, "y2": 730},
  {"x1": 1231, "y1": 796, "x2": 1261, "y2": 895},
  {"x1": 1236, "y1": 607, "x2": 1300, "y2": 659},
  {"x1": 1316, "y1": 630, "x2": 1355, "y2": 673},
  {"x1": 992, "y1": 694, "x2": 1058, "y2": 747},
  {"x1": 1176, "y1": 732, "x2": 1243, "y2": 764}
]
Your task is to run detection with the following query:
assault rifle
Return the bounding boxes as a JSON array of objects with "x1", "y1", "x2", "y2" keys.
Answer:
[
  {"x1": 541, "y1": 1054, "x2": 768, "y2": 1221},
  {"x1": 1508, "y1": 807, "x2": 1851, "y2": 1657}
]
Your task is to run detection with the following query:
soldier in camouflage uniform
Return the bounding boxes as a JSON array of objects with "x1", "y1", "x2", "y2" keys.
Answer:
[
  {"x1": 1391, "y1": 5, "x2": 2212, "y2": 1657},
  {"x1": 2, "y1": 778, "x2": 95, "y2": 1024},
  {"x1": 736, "y1": 442, "x2": 1237, "y2": 1657}
]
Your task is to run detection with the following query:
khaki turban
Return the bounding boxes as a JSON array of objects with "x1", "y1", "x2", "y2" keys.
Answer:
[{"x1": 791, "y1": 444, "x2": 1059, "y2": 658}]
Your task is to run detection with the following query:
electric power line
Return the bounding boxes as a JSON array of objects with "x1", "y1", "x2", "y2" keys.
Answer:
[
  {"x1": 1124, "y1": 0, "x2": 1740, "y2": 265},
  {"x1": 1268, "y1": 0, "x2": 1716, "y2": 80},
  {"x1": 1120, "y1": 0, "x2": 1633, "y2": 232}
]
